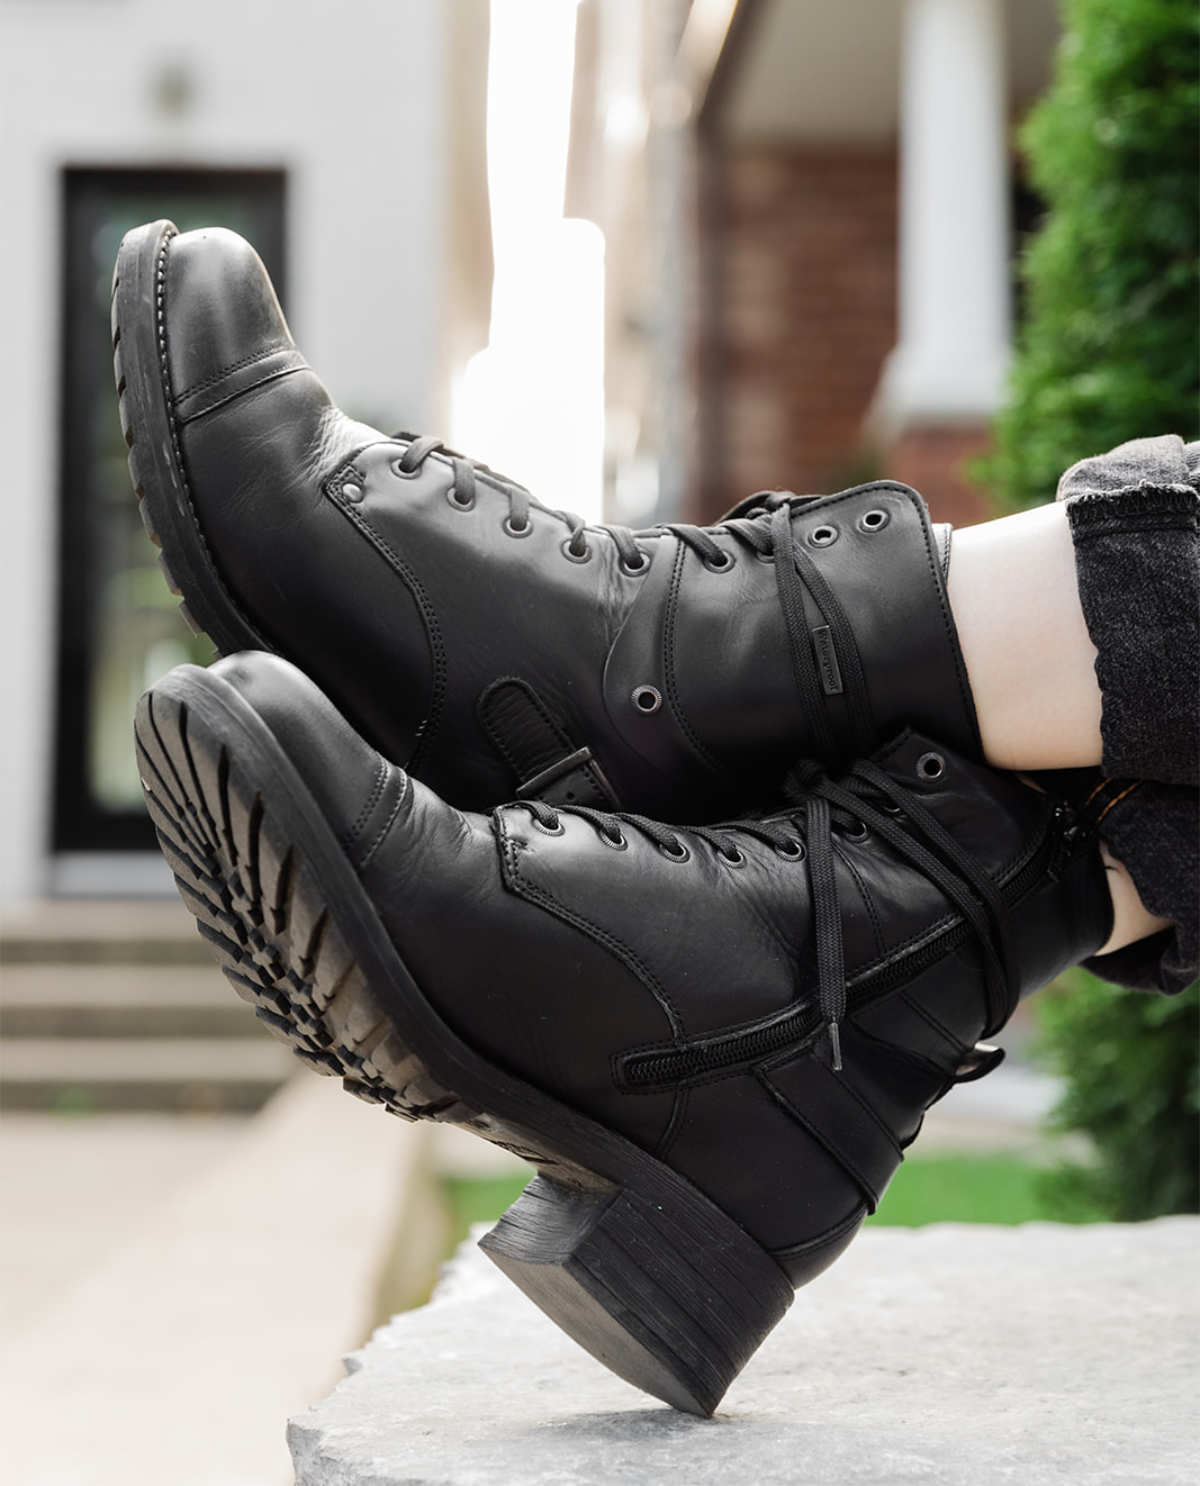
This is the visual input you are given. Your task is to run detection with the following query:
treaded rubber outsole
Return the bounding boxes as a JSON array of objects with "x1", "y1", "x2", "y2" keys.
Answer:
[
  {"x1": 112, "y1": 219, "x2": 272, "y2": 658},
  {"x1": 133, "y1": 684, "x2": 471, "y2": 1123},
  {"x1": 134, "y1": 666, "x2": 794, "y2": 1415}
]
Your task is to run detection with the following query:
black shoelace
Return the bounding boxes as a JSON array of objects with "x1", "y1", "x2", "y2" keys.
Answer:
[
  {"x1": 519, "y1": 758, "x2": 1017, "y2": 1072},
  {"x1": 394, "y1": 436, "x2": 873, "y2": 759}
]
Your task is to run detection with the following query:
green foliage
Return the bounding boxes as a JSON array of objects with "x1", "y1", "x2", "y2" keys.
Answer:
[
  {"x1": 442, "y1": 1172, "x2": 530, "y2": 1250},
  {"x1": 985, "y1": 0, "x2": 1199, "y2": 509},
  {"x1": 1034, "y1": 972, "x2": 1200, "y2": 1220},
  {"x1": 983, "y1": 0, "x2": 1200, "y2": 1221},
  {"x1": 866, "y1": 1154, "x2": 1053, "y2": 1227}
]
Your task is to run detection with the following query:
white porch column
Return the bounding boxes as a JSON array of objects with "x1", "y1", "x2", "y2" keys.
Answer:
[{"x1": 875, "y1": 0, "x2": 1012, "y2": 430}]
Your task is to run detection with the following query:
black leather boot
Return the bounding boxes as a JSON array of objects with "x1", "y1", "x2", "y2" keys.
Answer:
[
  {"x1": 136, "y1": 653, "x2": 1111, "y2": 1416},
  {"x1": 114, "y1": 220, "x2": 981, "y2": 821}
]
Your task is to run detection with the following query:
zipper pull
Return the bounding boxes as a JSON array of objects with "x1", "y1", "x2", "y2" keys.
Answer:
[{"x1": 1046, "y1": 804, "x2": 1079, "y2": 884}]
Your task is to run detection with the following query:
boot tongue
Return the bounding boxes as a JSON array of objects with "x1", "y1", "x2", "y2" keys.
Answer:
[{"x1": 932, "y1": 522, "x2": 952, "y2": 579}]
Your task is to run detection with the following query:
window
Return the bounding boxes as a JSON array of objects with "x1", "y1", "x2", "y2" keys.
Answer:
[{"x1": 54, "y1": 167, "x2": 286, "y2": 852}]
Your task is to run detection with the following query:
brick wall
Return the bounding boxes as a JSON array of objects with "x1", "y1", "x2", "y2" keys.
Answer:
[
  {"x1": 693, "y1": 143, "x2": 991, "y2": 526},
  {"x1": 885, "y1": 423, "x2": 995, "y2": 527}
]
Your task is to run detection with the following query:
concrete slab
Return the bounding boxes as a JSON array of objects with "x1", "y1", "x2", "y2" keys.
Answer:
[{"x1": 290, "y1": 1216, "x2": 1200, "y2": 1486}]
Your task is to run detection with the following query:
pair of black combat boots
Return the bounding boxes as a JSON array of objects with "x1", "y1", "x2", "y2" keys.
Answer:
[{"x1": 114, "y1": 221, "x2": 1111, "y2": 1415}]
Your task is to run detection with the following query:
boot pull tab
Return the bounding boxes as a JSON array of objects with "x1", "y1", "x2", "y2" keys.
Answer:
[{"x1": 953, "y1": 1042, "x2": 1006, "y2": 1084}]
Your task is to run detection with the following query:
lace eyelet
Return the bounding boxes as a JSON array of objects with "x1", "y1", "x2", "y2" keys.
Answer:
[
  {"x1": 659, "y1": 838, "x2": 690, "y2": 862},
  {"x1": 857, "y1": 508, "x2": 890, "y2": 533},
  {"x1": 807, "y1": 523, "x2": 839, "y2": 548},
  {"x1": 503, "y1": 515, "x2": 533, "y2": 539},
  {"x1": 599, "y1": 827, "x2": 628, "y2": 851},
  {"x1": 755, "y1": 548, "x2": 775, "y2": 563},
  {"x1": 531, "y1": 814, "x2": 564, "y2": 836},
  {"x1": 446, "y1": 487, "x2": 475, "y2": 511},
  {"x1": 880, "y1": 801, "x2": 904, "y2": 816},
  {"x1": 631, "y1": 685, "x2": 662, "y2": 715},
  {"x1": 775, "y1": 839, "x2": 806, "y2": 860},
  {"x1": 561, "y1": 538, "x2": 592, "y2": 564},
  {"x1": 840, "y1": 820, "x2": 870, "y2": 843},
  {"x1": 620, "y1": 551, "x2": 650, "y2": 576},
  {"x1": 703, "y1": 549, "x2": 735, "y2": 573},
  {"x1": 718, "y1": 844, "x2": 746, "y2": 867},
  {"x1": 916, "y1": 751, "x2": 946, "y2": 781},
  {"x1": 341, "y1": 481, "x2": 365, "y2": 504},
  {"x1": 390, "y1": 458, "x2": 421, "y2": 480}
]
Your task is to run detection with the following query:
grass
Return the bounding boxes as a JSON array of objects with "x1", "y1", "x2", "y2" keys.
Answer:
[
  {"x1": 865, "y1": 1153, "x2": 1052, "y2": 1227},
  {"x1": 441, "y1": 1153, "x2": 1066, "y2": 1252}
]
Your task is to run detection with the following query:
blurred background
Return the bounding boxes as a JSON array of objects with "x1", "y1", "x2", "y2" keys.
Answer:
[{"x1": 0, "y1": 1, "x2": 1194, "y2": 1483}]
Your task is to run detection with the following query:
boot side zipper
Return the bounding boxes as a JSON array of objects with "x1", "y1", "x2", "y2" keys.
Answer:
[{"x1": 618, "y1": 808, "x2": 1072, "y2": 1092}]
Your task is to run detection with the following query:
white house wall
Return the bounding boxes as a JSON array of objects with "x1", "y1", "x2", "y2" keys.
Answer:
[{"x1": 0, "y1": 0, "x2": 457, "y2": 902}]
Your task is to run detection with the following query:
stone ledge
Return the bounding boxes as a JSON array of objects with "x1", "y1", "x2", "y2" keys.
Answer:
[{"x1": 291, "y1": 1216, "x2": 1199, "y2": 1486}]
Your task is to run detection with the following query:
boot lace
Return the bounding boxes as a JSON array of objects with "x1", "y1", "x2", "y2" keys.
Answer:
[
  {"x1": 517, "y1": 757, "x2": 1017, "y2": 1071},
  {"x1": 394, "y1": 435, "x2": 874, "y2": 758}
]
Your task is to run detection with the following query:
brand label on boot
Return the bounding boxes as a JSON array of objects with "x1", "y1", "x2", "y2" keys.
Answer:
[{"x1": 812, "y1": 626, "x2": 844, "y2": 695}]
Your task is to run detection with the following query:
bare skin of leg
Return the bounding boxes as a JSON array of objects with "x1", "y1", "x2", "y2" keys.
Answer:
[
  {"x1": 948, "y1": 499, "x2": 1103, "y2": 771},
  {"x1": 946, "y1": 499, "x2": 1169, "y2": 956}
]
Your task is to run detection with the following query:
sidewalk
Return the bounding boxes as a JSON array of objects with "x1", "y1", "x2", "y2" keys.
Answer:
[{"x1": 0, "y1": 1079, "x2": 439, "y2": 1486}]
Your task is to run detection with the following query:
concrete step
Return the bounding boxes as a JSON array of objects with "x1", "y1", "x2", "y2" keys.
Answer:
[
  {"x1": 1, "y1": 964, "x2": 253, "y2": 1039},
  {"x1": 0, "y1": 1036, "x2": 295, "y2": 1112},
  {"x1": 1, "y1": 898, "x2": 208, "y2": 966}
]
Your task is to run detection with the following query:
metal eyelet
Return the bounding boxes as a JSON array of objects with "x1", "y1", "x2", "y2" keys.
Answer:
[
  {"x1": 807, "y1": 523, "x2": 839, "y2": 548},
  {"x1": 659, "y1": 838, "x2": 690, "y2": 862},
  {"x1": 532, "y1": 814, "x2": 564, "y2": 836},
  {"x1": 341, "y1": 481, "x2": 365, "y2": 504},
  {"x1": 561, "y1": 539, "x2": 592, "y2": 564},
  {"x1": 916, "y1": 751, "x2": 946, "y2": 781},
  {"x1": 880, "y1": 801, "x2": 904, "y2": 816},
  {"x1": 718, "y1": 844, "x2": 746, "y2": 867},
  {"x1": 857, "y1": 508, "x2": 890, "y2": 533},
  {"x1": 390, "y1": 458, "x2": 421, "y2": 480},
  {"x1": 620, "y1": 551, "x2": 650, "y2": 576},
  {"x1": 599, "y1": 827, "x2": 628, "y2": 851},
  {"x1": 775, "y1": 839, "x2": 806, "y2": 860},
  {"x1": 840, "y1": 820, "x2": 870, "y2": 843},
  {"x1": 502, "y1": 515, "x2": 533, "y2": 538},
  {"x1": 446, "y1": 486, "x2": 475, "y2": 511},
  {"x1": 703, "y1": 549, "x2": 735, "y2": 573},
  {"x1": 631, "y1": 685, "x2": 662, "y2": 715}
]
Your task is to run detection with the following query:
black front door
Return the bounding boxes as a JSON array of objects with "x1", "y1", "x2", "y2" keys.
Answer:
[{"x1": 54, "y1": 167, "x2": 286, "y2": 853}]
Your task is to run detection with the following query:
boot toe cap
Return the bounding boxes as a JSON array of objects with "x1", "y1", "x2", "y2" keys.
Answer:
[{"x1": 164, "y1": 227, "x2": 298, "y2": 414}]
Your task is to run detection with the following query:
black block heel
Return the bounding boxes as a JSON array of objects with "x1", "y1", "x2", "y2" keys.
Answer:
[{"x1": 480, "y1": 1173, "x2": 793, "y2": 1417}]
